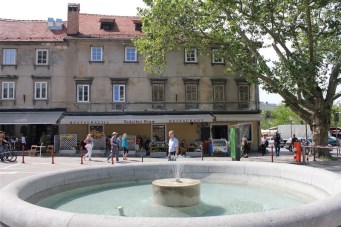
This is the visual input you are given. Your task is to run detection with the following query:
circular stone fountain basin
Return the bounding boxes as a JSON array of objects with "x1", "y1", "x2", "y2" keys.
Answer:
[
  {"x1": 1, "y1": 161, "x2": 341, "y2": 227},
  {"x1": 152, "y1": 178, "x2": 201, "y2": 207}
]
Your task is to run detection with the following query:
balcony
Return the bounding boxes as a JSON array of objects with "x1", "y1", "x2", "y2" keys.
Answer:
[{"x1": 68, "y1": 101, "x2": 259, "y2": 112}]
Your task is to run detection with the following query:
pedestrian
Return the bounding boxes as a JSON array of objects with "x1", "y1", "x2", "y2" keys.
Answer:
[
  {"x1": 273, "y1": 132, "x2": 281, "y2": 157},
  {"x1": 107, "y1": 132, "x2": 119, "y2": 163},
  {"x1": 83, "y1": 133, "x2": 94, "y2": 161},
  {"x1": 0, "y1": 131, "x2": 8, "y2": 162},
  {"x1": 241, "y1": 135, "x2": 249, "y2": 158},
  {"x1": 122, "y1": 133, "x2": 128, "y2": 160},
  {"x1": 291, "y1": 134, "x2": 298, "y2": 152},
  {"x1": 261, "y1": 135, "x2": 268, "y2": 156},
  {"x1": 168, "y1": 130, "x2": 179, "y2": 161},
  {"x1": 21, "y1": 134, "x2": 26, "y2": 150}
]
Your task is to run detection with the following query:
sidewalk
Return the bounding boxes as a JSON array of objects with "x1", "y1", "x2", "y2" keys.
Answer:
[{"x1": 1, "y1": 149, "x2": 340, "y2": 189}]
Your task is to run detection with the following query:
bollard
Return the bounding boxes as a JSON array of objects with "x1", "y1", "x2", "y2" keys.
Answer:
[
  {"x1": 51, "y1": 145, "x2": 55, "y2": 164},
  {"x1": 271, "y1": 145, "x2": 273, "y2": 162},
  {"x1": 21, "y1": 144, "x2": 25, "y2": 164},
  {"x1": 80, "y1": 146, "x2": 83, "y2": 164}
]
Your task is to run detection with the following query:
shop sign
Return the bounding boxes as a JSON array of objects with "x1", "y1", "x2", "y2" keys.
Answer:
[{"x1": 69, "y1": 121, "x2": 110, "y2": 124}]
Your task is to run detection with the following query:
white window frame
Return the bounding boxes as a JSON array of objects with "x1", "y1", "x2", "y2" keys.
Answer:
[
  {"x1": 212, "y1": 49, "x2": 224, "y2": 64},
  {"x1": 113, "y1": 84, "x2": 126, "y2": 102},
  {"x1": 125, "y1": 47, "x2": 137, "y2": 62},
  {"x1": 77, "y1": 84, "x2": 90, "y2": 102},
  {"x1": 91, "y1": 46, "x2": 103, "y2": 62},
  {"x1": 34, "y1": 82, "x2": 48, "y2": 99},
  {"x1": 35, "y1": 49, "x2": 49, "y2": 65},
  {"x1": 2, "y1": 82, "x2": 15, "y2": 99},
  {"x1": 184, "y1": 48, "x2": 198, "y2": 63},
  {"x1": 2, "y1": 49, "x2": 16, "y2": 65}
]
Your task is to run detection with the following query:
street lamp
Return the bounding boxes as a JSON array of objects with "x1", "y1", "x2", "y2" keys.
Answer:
[{"x1": 289, "y1": 116, "x2": 293, "y2": 137}]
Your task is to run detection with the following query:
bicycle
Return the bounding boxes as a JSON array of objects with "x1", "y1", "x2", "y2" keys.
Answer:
[{"x1": 2, "y1": 141, "x2": 18, "y2": 162}]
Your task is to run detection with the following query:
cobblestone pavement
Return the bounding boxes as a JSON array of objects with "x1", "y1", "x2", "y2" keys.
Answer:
[{"x1": 1, "y1": 148, "x2": 340, "y2": 189}]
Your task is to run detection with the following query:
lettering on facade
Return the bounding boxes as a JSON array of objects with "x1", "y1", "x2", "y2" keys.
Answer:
[
  {"x1": 69, "y1": 121, "x2": 110, "y2": 124},
  {"x1": 168, "y1": 119, "x2": 205, "y2": 123},
  {"x1": 123, "y1": 120, "x2": 156, "y2": 124},
  {"x1": 67, "y1": 119, "x2": 206, "y2": 124}
]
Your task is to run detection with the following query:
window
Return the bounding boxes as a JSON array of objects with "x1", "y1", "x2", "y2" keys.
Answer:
[
  {"x1": 184, "y1": 48, "x2": 198, "y2": 63},
  {"x1": 113, "y1": 84, "x2": 125, "y2": 102},
  {"x1": 36, "y1": 49, "x2": 49, "y2": 65},
  {"x1": 211, "y1": 79, "x2": 227, "y2": 110},
  {"x1": 239, "y1": 84, "x2": 250, "y2": 109},
  {"x1": 100, "y1": 18, "x2": 115, "y2": 30},
  {"x1": 183, "y1": 78, "x2": 199, "y2": 109},
  {"x1": 77, "y1": 84, "x2": 90, "y2": 102},
  {"x1": 2, "y1": 49, "x2": 16, "y2": 65},
  {"x1": 125, "y1": 47, "x2": 137, "y2": 62},
  {"x1": 34, "y1": 82, "x2": 48, "y2": 99},
  {"x1": 211, "y1": 49, "x2": 224, "y2": 64},
  {"x1": 2, "y1": 82, "x2": 15, "y2": 99},
  {"x1": 150, "y1": 78, "x2": 167, "y2": 109},
  {"x1": 186, "y1": 84, "x2": 198, "y2": 101},
  {"x1": 152, "y1": 83, "x2": 165, "y2": 102},
  {"x1": 152, "y1": 125, "x2": 166, "y2": 142},
  {"x1": 213, "y1": 84, "x2": 225, "y2": 101},
  {"x1": 91, "y1": 47, "x2": 103, "y2": 62}
]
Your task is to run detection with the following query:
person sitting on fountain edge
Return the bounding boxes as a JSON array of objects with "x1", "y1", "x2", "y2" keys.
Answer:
[{"x1": 168, "y1": 130, "x2": 179, "y2": 161}]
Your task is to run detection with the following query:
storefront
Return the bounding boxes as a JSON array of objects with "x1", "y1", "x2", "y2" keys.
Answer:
[
  {"x1": 59, "y1": 113, "x2": 262, "y2": 153},
  {"x1": 0, "y1": 111, "x2": 63, "y2": 148}
]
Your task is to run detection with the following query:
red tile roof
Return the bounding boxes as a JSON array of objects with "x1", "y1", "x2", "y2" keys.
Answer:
[
  {"x1": 0, "y1": 19, "x2": 66, "y2": 42},
  {"x1": 0, "y1": 14, "x2": 142, "y2": 42},
  {"x1": 70, "y1": 14, "x2": 142, "y2": 39}
]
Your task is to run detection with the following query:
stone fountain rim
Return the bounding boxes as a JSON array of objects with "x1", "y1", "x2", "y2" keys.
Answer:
[{"x1": 1, "y1": 161, "x2": 341, "y2": 227}]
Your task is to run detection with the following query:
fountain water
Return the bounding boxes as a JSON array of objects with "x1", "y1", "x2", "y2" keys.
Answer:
[{"x1": 1, "y1": 162, "x2": 341, "y2": 227}]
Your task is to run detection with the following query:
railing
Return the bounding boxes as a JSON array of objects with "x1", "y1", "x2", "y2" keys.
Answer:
[{"x1": 70, "y1": 101, "x2": 259, "y2": 112}]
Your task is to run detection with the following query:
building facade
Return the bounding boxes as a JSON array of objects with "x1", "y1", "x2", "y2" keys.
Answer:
[{"x1": 0, "y1": 3, "x2": 261, "y2": 153}]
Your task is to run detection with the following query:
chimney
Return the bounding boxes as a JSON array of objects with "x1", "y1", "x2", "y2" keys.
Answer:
[{"x1": 67, "y1": 3, "x2": 80, "y2": 35}]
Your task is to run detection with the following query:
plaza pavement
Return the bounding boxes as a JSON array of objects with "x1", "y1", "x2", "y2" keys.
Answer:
[{"x1": 1, "y1": 148, "x2": 341, "y2": 189}]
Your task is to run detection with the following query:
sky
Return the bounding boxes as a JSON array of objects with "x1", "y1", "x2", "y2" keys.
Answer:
[{"x1": 0, "y1": 0, "x2": 283, "y2": 104}]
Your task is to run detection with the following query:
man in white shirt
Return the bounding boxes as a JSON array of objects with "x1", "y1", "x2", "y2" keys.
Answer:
[{"x1": 168, "y1": 130, "x2": 179, "y2": 161}]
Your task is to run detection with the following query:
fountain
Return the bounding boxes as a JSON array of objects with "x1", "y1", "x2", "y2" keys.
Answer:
[
  {"x1": 1, "y1": 161, "x2": 341, "y2": 227},
  {"x1": 152, "y1": 178, "x2": 201, "y2": 207}
]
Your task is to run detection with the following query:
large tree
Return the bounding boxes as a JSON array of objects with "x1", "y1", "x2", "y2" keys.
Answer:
[{"x1": 135, "y1": 0, "x2": 341, "y2": 156}]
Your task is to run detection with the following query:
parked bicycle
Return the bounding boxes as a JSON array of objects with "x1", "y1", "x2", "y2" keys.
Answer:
[
  {"x1": 2, "y1": 148, "x2": 17, "y2": 162},
  {"x1": 2, "y1": 139, "x2": 18, "y2": 162}
]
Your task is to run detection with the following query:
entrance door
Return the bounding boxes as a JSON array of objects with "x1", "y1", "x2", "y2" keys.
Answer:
[{"x1": 211, "y1": 125, "x2": 228, "y2": 140}]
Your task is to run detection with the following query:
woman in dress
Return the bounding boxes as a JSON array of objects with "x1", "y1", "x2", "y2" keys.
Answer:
[{"x1": 83, "y1": 133, "x2": 94, "y2": 161}]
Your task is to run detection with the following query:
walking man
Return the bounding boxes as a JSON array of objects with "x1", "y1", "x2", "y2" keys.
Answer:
[
  {"x1": 168, "y1": 130, "x2": 179, "y2": 161},
  {"x1": 273, "y1": 132, "x2": 281, "y2": 157}
]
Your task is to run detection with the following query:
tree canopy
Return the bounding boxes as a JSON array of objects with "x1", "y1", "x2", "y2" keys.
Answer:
[{"x1": 135, "y1": 0, "x2": 341, "y2": 151}]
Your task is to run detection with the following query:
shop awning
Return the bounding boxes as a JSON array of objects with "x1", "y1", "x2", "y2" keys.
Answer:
[
  {"x1": 60, "y1": 114, "x2": 214, "y2": 124},
  {"x1": 214, "y1": 114, "x2": 262, "y2": 122},
  {"x1": 0, "y1": 112, "x2": 63, "y2": 125}
]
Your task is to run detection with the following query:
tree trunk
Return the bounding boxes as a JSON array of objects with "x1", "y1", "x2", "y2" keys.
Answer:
[{"x1": 312, "y1": 114, "x2": 331, "y2": 157}]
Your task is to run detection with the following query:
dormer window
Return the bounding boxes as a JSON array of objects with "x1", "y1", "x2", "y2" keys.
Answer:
[
  {"x1": 132, "y1": 19, "x2": 142, "y2": 31},
  {"x1": 100, "y1": 18, "x2": 115, "y2": 31}
]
